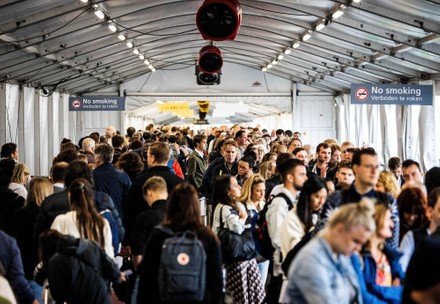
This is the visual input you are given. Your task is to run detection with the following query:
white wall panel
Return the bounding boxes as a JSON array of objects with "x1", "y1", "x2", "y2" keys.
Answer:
[{"x1": 23, "y1": 88, "x2": 36, "y2": 174}]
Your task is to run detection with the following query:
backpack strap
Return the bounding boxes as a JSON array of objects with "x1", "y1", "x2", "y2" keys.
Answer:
[
  {"x1": 273, "y1": 192, "x2": 294, "y2": 210},
  {"x1": 155, "y1": 224, "x2": 174, "y2": 236}
]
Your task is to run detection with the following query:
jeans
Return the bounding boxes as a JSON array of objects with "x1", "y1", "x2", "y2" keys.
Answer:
[{"x1": 258, "y1": 260, "x2": 270, "y2": 288}]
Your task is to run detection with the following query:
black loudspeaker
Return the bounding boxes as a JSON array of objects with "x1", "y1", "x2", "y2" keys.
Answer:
[{"x1": 196, "y1": 65, "x2": 221, "y2": 85}]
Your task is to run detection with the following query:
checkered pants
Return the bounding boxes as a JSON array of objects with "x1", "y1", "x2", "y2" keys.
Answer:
[{"x1": 225, "y1": 258, "x2": 266, "y2": 304}]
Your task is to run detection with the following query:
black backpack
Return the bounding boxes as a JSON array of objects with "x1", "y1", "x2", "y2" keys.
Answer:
[
  {"x1": 254, "y1": 192, "x2": 294, "y2": 260},
  {"x1": 156, "y1": 225, "x2": 207, "y2": 303}
]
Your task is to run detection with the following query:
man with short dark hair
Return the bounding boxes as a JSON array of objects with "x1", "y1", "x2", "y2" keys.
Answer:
[
  {"x1": 292, "y1": 147, "x2": 308, "y2": 166},
  {"x1": 318, "y1": 149, "x2": 400, "y2": 248},
  {"x1": 50, "y1": 162, "x2": 68, "y2": 192},
  {"x1": 123, "y1": 142, "x2": 184, "y2": 249},
  {"x1": 236, "y1": 155, "x2": 255, "y2": 186},
  {"x1": 111, "y1": 134, "x2": 126, "y2": 164},
  {"x1": 93, "y1": 144, "x2": 131, "y2": 217},
  {"x1": 388, "y1": 156, "x2": 403, "y2": 186},
  {"x1": 334, "y1": 161, "x2": 355, "y2": 189},
  {"x1": 131, "y1": 176, "x2": 168, "y2": 269},
  {"x1": 235, "y1": 130, "x2": 247, "y2": 158},
  {"x1": 187, "y1": 134, "x2": 207, "y2": 192},
  {"x1": 0, "y1": 143, "x2": 18, "y2": 161},
  {"x1": 266, "y1": 158, "x2": 308, "y2": 303},
  {"x1": 402, "y1": 159, "x2": 424, "y2": 184},
  {"x1": 309, "y1": 142, "x2": 331, "y2": 178}
]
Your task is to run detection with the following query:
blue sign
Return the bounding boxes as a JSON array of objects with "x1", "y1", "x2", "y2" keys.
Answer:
[
  {"x1": 351, "y1": 84, "x2": 433, "y2": 106},
  {"x1": 69, "y1": 96, "x2": 126, "y2": 111}
]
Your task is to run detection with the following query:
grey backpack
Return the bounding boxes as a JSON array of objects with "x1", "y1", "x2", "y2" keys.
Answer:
[{"x1": 156, "y1": 225, "x2": 207, "y2": 303}]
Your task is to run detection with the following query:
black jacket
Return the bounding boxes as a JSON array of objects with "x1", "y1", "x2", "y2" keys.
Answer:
[
  {"x1": 122, "y1": 166, "x2": 184, "y2": 246},
  {"x1": 0, "y1": 188, "x2": 25, "y2": 235},
  {"x1": 137, "y1": 226, "x2": 223, "y2": 303},
  {"x1": 131, "y1": 199, "x2": 168, "y2": 255},
  {"x1": 12, "y1": 201, "x2": 40, "y2": 279},
  {"x1": 34, "y1": 190, "x2": 124, "y2": 241},
  {"x1": 48, "y1": 236, "x2": 121, "y2": 304}
]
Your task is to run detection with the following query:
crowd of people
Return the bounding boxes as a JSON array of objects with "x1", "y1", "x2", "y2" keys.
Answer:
[{"x1": 1, "y1": 123, "x2": 440, "y2": 303}]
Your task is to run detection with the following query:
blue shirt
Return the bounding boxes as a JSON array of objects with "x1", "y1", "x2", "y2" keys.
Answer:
[
  {"x1": 0, "y1": 230, "x2": 35, "y2": 303},
  {"x1": 287, "y1": 236, "x2": 363, "y2": 304},
  {"x1": 93, "y1": 162, "x2": 131, "y2": 216}
]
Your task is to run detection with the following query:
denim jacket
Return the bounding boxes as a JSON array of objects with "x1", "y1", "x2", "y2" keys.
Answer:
[{"x1": 287, "y1": 236, "x2": 363, "y2": 304}]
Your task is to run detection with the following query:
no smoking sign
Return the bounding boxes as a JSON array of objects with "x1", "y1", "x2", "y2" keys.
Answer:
[{"x1": 355, "y1": 87, "x2": 368, "y2": 101}]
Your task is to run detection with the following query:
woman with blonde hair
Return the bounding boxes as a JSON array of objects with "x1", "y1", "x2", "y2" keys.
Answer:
[
  {"x1": 9, "y1": 163, "x2": 30, "y2": 199},
  {"x1": 51, "y1": 178, "x2": 114, "y2": 258},
  {"x1": 258, "y1": 160, "x2": 276, "y2": 180},
  {"x1": 287, "y1": 199, "x2": 376, "y2": 303},
  {"x1": 12, "y1": 177, "x2": 53, "y2": 302},
  {"x1": 375, "y1": 170, "x2": 400, "y2": 198},
  {"x1": 239, "y1": 174, "x2": 269, "y2": 286}
]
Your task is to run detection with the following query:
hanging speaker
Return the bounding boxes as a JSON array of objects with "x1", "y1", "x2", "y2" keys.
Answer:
[
  {"x1": 196, "y1": 65, "x2": 221, "y2": 85},
  {"x1": 198, "y1": 45, "x2": 223, "y2": 74},
  {"x1": 196, "y1": 0, "x2": 242, "y2": 41}
]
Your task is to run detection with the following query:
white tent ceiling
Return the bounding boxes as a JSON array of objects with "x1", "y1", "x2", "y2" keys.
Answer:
[{"x1": 0, "y1": 0, "x2": 439, "y2": 124}]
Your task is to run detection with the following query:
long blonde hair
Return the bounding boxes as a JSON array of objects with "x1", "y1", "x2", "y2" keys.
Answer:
[
  {"x1": 258, "y1": 160, "x2": 276, "y2": 180},
  {"x1": 239, "y1": 174, "x2": 265, "y2": 204},
  {"x1": 11, "y1": 163, "x2": 30, "y2": 184},
  {"x1": 26, "y1": 177, "x2": 53, "y2": 207}
]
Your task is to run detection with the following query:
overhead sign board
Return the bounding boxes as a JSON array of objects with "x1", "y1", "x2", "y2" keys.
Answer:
[
  {"x1": 157, "y1": 102, "x2": 189, "y2": 112},
  {"x1": 351, "y1": 84, "x2": 433, "y2": 106},
  {"x1": 69, "y1": 96, "x2": 125, "y2": 111}
]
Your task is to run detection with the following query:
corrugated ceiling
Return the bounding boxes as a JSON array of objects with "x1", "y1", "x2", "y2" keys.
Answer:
[{"x1": 0, "y1": 0, "x2": 439, "y2": 96}]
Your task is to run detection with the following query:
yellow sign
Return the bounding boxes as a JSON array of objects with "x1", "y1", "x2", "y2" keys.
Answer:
[{"x1": 158, "y1": 102, "x2": 189, "y2": 112}]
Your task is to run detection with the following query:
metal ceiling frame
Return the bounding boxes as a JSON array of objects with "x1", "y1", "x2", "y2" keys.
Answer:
[{"x1": 0, "y1": 0, "x2": 439, "y2": 97}]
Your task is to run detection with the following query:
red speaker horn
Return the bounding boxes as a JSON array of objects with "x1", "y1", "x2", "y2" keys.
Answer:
[{"x1": 196, "y1": 0, "x2": 242, "y2": 41}]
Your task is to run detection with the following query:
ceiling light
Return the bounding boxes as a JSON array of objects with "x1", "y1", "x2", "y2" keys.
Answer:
[
  {"x1": 80, "y1": 0, "x2": 88, "y2": 3},
  {"x1": 108, "y1": 23, "x2": 117, "y2": 32},
  {"x1": 148, "y1": 64, "x2": 153, "y2": 69},
  {"x1": 133, "y1": 48, "x2": 139, "y2": 55},
  {"x1": 139, "y1": 54, "x2": 145, "y2": 60},
  {"x1": 118, "y1": 34, "x2": 126, "y2": 41},
  {"x1": 284, "y1": 48, "x2": 291, "y2": 55},
  {"x1": 126, "y1": 41, "x2": 133, "y2": 48},
  {"x1": 278, "y1": 54, "x2": 284, "y2": 60},
  {"x1": 352, "y1": 0, "x2": 361, "y2": 3},
  {"x1": 144, "y1": 59, "x2": 150, "y2": 65},
  {"x1": 267, "y1": 63, "x2": 273, "y2": 69},
  {"x1": 94, "y1": 9, "x2": 105, "y2": 20},
  {"x1": 262, "y1": 67, "x2": 267, "y2": 72},
  {"x1": 302, "y1": 31, "x2": 312, "y2": 41},
  {"x1": 315, "y1": 20, "x2": 326, "y2": 31},
  {"x1": 151, "y1": 67, "x2": 156, "y2": 72},
  {"x1": 292, "y1": 41, "x2": 301, "y2": 48},
  {"x1": 332, "y1": 5, "x2": 346, "y2": 19},
  {"x1": 272, "y1": 60, "x2": 278, "y2": 65}
]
